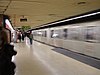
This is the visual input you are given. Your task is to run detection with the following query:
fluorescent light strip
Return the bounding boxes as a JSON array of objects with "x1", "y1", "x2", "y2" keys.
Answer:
[
  {"x1": 43, "y1": 11, "x2": 100, "y2": 27},
  {"x1": 5, "y1": 19, "x2": 14, "y2": 32},
  {"x1": 34, "y1": 11, "x2": 100, "y2": 29}
]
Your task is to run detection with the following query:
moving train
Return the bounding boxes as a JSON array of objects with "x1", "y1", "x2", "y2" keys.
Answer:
[{"x1": 32, "y1": 11, "x2": 100, "y2": 59}]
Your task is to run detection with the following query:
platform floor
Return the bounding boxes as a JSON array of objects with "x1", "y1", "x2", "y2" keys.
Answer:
[{"x1": 13, "y1": 39, "x2": 100, "y2": 75}]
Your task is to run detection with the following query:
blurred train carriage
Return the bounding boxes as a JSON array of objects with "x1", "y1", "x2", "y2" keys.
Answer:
[{"x1": 32, "y1": 11, "x2": 100, "y2": 59}]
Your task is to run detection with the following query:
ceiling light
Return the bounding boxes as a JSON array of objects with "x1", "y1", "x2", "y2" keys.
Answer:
[
  {"x1": 46, "y1": 11, "x2": 100, "y2": 26},
  {"x1": 48, "y1": 14, "x2": 56, "y2": 16},
  {"x1": 37, "y1": 20, "x2": 42, "y2": 21},
  {"x1": 77, "y1": 2, "x2": 86, "y2": 5}
]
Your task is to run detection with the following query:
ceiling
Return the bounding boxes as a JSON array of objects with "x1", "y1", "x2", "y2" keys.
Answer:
[{"x1": 0, "y1": 0, "x2": 100, "y2": 28}]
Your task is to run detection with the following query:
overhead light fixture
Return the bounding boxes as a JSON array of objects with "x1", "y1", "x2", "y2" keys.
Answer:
[
  {"x1": 20, "y1": 18, "x2": 27, "y2": 22},
  {"x1": 48, "y1": 14, "x2": 56, "y2": 16},
  {"x1": 20, "y1": 15, "x2": 27, "y2": 22},
  {"x1": 77, "y1": 2, "x2": 86, "y2": 5},
  {"x1": 43, "y1": 11, "x2": 100, "y2": 27},
  {"x1": 5, "y1": 19, "x2": 14, "y2": 32},
  {"x1": 36, "y1": 20, "x2": 42, "y2": 21}
]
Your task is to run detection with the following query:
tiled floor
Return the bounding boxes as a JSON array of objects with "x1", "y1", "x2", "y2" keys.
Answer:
[{"x1": 13, "y1": 39, "x2": 100, "y2": 75}]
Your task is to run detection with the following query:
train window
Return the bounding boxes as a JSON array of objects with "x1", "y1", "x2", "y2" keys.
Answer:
[
  {"x1": 44, "y1": 31, "x2": 47, "y2": 37},
  {"x1": 78, "y1": 27, "x2": 85, "y2": 41},
  {"x1": 63, "y1": 29, "x2": 68, "y2": 39},
  {"x1": 84, "y1": 26, "x2": 100, "y2": 43},
  {"x1": 96, "y1": 26, "x2": 100, "y2": 42},
  {"x1": 54, "y1": 30, "x2": 60, "y2": 38},
  {"x1": 51, "y1": 29, "x2": 62, "y2": 39},
  {"x1": 51, "y1": 30, "x2": 54, "y2": 38},
  {"x1": 40, "y1": 31, "x2": 43, "y2": 37},
  {"x1": 37, "y1": 31, "x2": 42, "y2": 36},
  {"x1": 42, "y1": 31, "x2": 47, "y2": 37},
  {"x1": 86, "y1": 27, "x2": 94, "y2": 40},
  {"x1": 67, "y1": 26, "x2": 86, "y2": 41},
  {"x1": 33, "y1": 32, "x2": 37, "y2": 36},
  {"x1": 67, "y1": 28, "x2": 79, "y2": 40}
]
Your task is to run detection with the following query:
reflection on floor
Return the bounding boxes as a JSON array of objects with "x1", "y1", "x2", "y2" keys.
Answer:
[{"x1": 13, "y1": 39, "x2": 100, "y2": 75}]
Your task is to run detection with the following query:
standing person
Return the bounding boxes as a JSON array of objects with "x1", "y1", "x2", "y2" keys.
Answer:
[
  {"x1": 13, "y1": 31, "x2": 17, "y2": 43},
  {"x1": 22, "y1": 32, "x2": 25, "y2": 42},
  {"x1": 29, "y1": 31, "x2": 33, "y2": 45},
  {"x1": 0, "y1": 26, "x2": 17, "y2": 75},
  {"x1": 0, "y1": 26, "x2": 8, "y2": 75},
  {"x1": 17, "y1": 32, "x2": 22, "y2": 42}
]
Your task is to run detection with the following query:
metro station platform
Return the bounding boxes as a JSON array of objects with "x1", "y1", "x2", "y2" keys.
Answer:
[{"x1": 13, "y1": 38, "x2": 100, "y2": 75}]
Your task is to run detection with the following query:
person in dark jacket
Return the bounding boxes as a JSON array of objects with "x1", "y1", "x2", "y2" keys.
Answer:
[
  {"x1": 0, "y1": 26, "x2": 17, "y2": 75},
  {"x1": 29, "y1": 31, "x2": 33, "y2": 45}
]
